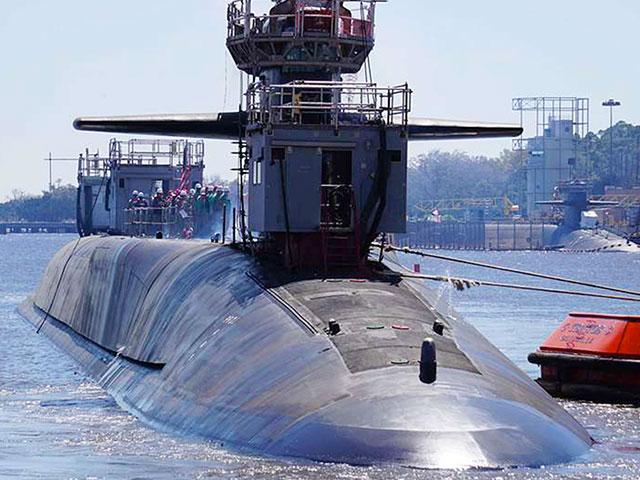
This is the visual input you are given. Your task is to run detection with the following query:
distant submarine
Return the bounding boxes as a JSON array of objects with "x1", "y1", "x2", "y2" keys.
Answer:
[
  {"x1": 20, "y1": 0, "x2": 592, "y2": 469},
  {"x1": 540, "y1": 182, "x2": 640, "y2": 253}
]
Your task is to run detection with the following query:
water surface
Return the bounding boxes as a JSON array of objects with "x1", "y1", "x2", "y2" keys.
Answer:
[{"x1": 1, "y1": 234, "x2": 640, "y2": 479}]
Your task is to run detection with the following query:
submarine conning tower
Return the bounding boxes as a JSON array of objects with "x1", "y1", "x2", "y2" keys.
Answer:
[
  {"x1": 71, "y1": 0, "x2": 524, "y2": 269},
  {"x1": 227, "y1": 0, "x2": 409, "y2": 269},
  {"x1": 538, "y1": 181, "x2": 619, "y2": 231}
]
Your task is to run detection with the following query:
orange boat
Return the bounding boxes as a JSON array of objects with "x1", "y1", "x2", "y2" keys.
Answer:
[{"x1": 529, "y1": 312, "x2": 640, "y2": 403}]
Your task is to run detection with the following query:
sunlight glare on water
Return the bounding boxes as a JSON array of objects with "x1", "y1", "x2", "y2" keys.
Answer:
[{"x1": 2, "y1": 234, "x2": 640, "y2": 479}]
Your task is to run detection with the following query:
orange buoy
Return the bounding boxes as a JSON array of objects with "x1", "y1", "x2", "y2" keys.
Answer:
[{"x1": 529, "y1": 312, "x2": 640, "y2": 403}]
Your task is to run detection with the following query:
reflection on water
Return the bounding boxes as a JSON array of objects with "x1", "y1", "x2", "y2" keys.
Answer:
[{"x1": 1, "y1": 234, "x2": 640, "y2": 479}]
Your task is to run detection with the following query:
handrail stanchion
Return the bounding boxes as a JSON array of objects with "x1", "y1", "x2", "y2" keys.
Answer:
[{"x1": 222, "y1": 204, "x2": 228, "y2": 244}]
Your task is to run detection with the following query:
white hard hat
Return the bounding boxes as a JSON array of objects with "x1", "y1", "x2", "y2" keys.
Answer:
[
  {"x1": 195, "y1": 183, "x2": 202, "y2": 189},
  {"x1": 138, "y1": 192, "x2": 145, "y2": 198},
  {"x1": 132, "y1": 190, "x2": 139, "y2": 196},
  {"x1": 189, "y1": 188, "x2": 196, "y2": 195},
  {"x1": 156, "y1": 188, "x2": 163, "y2": 194}
]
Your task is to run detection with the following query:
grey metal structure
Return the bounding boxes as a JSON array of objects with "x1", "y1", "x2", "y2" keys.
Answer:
[
  {"x1": 76, "y1": 138, "x2": 204, "y2": 236},
  {"x1": 73, "y1": 1, "x2": 521, "y2": 267},
  {"x1": 20, "y1": 0, "x2": 596, "y2": 469},
  {"x1": 244, "y1": 80, "x2": 409, "y2": 264},
  {"x1": 227, "y1": 0, "x2": 376, "y2": 79},
  {"x1": 513, "y1": 97, "x2": 590, "y2": 218}
]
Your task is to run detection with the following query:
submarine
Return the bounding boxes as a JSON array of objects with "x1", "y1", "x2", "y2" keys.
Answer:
[
  {"x1": 19, "y1": 0, "x2": 593, "y2": 469},
  {"x1": 540, "y1": 182, "x2": 640, "y2": 253}
]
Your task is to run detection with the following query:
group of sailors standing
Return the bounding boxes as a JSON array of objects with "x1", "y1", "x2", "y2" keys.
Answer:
[{"x1": 127, "y1": 184, "x2": 231, "y2": 240}]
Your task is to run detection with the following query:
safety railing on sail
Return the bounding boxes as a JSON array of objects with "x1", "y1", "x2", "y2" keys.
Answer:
[
  {"x1": 124, "y1": 207, "x2": 180, "y2": 237},
  {"x1": 227, "y1": 1, "x2": 375, "y2": 41},
  {"x1": 246, "y1": 81, "x2": 411, "y2": 130}
]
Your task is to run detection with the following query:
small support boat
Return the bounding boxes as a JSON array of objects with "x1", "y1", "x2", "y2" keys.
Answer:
[{"x1": 529, "y1": 312, "x2": 640, "y2": 403}]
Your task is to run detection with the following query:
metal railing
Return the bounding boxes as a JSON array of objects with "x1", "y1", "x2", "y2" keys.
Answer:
[
  {"x1": 111, "y1": 139, "x2": 205, "y2": 168},
  {"x1": 124, "y1": 207, "x2": 181, "y2": 237},
  {"x1": 227, "y1": 1, "x2": 375, "y2": 42},
  {"x1": 77, "y1": 139, "x2": 205, "y2": 179},
  {"x1": 247, "y1": 81, "x2": 411, "y2": 129},
  {"x1": 124, "y1": 204, "x2": 230, "y2": 240},
  {"x1": 78, "y1": 154, "x2": 110, "y2": 178}
]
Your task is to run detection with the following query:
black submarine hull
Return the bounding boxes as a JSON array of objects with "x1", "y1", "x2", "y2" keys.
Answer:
[{"x1": 19, "y1": 236, "x2": 592, "y2": 468}]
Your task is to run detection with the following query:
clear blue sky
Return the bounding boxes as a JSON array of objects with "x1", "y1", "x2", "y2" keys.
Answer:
[{"x1": 1, "y1": 0, "x2": 639, "y2": 199}]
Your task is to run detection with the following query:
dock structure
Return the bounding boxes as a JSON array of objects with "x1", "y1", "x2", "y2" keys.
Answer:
[
  {"x1": 396, "y1": 220, "x2": 557, "y2": 251},
  {"x1": 0, "y1": 222, "x2": 77, "y2": 235},
  {"x1": 512, "y1": 97, "x2": 590, "y2": 218}
]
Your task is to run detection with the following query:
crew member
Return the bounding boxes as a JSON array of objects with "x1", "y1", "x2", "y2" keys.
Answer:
[
  {"x1": 128, "y1": 190, "x2": 139, "y2": 209},
  {"x1": 136, "y1": 192, "x2": 148, "y2": 208},
  {"x1": 151, "y1": 188, "x2": 165, "y2": 227}
]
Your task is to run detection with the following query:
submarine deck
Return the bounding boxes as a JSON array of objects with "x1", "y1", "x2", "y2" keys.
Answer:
[{"x1": 253, "y1": 266, "x2": 478, "y2": 374}]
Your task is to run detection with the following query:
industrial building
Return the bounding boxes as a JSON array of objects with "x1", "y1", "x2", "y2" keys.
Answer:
[{"x1": 512, "y1": 97, "x2": 589, "y2": 218}]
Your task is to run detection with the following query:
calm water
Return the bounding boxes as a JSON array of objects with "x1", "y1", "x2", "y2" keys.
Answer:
[{"x1": 2, "y1": 234, "x2": 640, "y2": 479}]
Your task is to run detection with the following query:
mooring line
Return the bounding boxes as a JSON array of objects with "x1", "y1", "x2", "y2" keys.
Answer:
[
  {"x1": 380, "y1": 271, "x2": 640, "y2": 303},
  {"x1": 375, "y1": 244, "x2": 640, "y2": 298}
]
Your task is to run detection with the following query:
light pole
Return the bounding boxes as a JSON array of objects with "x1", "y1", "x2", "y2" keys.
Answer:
[{"x1": 602, "y1": 99, "x2": 621, "y2": 178}]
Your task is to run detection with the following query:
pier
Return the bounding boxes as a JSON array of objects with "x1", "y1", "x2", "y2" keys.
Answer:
[
  {"x1": 0, "y1": 222, "x2": 77, "y2": 235},
  {"x1": 396, "y1": 220, "x2": 557, "y2": 251}
]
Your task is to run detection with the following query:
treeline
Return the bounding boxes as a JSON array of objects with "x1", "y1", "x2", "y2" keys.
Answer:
[
  {"x1": 575, "y1": 121, "x2": 640, "y2": 191},
  {"x1": 407, "y1": 149, "x2": 523, "y2": 217},
  {"x1": 0, "y1": 185, "x2": 76, "y2": 222}
]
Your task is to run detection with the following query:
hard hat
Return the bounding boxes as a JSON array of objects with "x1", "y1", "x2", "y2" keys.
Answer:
[
  {"x1": 138, "y1": 192, "x2": 145, "y2": 198},
  {"x1": 195, "y1": 183, "x2": 202, "y2": 189},
  {"x1": 132, "y1": 190, "x2": 139, "y2": 196},
  {"x1": 156, "y1": 188, "x2": 163, "y2": 194},
  {"x1": 180, "y1": 190, "x2": 188, "y2": 197},
  {"x1": 189, "y1": 188, "x2": 196, "y2": 195}
]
